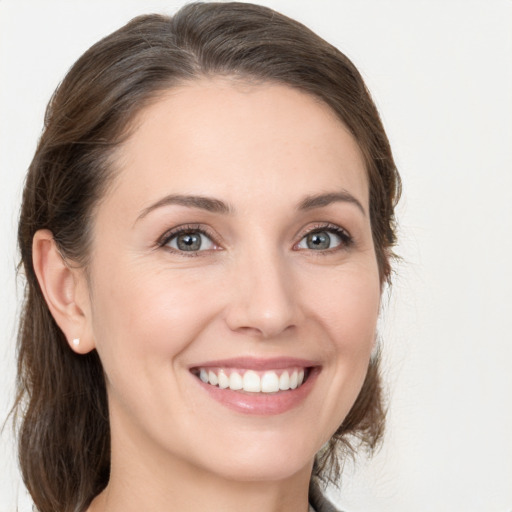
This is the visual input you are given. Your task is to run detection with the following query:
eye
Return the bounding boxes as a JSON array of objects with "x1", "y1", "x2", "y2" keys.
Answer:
[
  {"x1": 163, "y1": 229, "x2": 216, "y2": 252},
  {"x1": 296, "y1": 225, "x2": 352, "y2": 251}
]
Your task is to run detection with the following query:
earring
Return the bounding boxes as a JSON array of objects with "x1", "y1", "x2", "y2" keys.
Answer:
[{"x1": 72, "y1": 338, "x2": 80, "y2": 347}]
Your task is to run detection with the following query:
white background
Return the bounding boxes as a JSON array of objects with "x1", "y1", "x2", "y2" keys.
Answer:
[{"x1": 1, "y1": 1, "x2": 511, "y2": 511}]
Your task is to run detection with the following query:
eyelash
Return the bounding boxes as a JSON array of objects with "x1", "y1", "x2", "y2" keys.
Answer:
[
  {"x1": 295, "y1": 223, "x2": 354, "y2": 253},
  {"x1": 157, "y1": 222, "x2": 354, "y2": 255},
  {"x1": 157, "y1": 224, "x2": 219, "y2": 257}
]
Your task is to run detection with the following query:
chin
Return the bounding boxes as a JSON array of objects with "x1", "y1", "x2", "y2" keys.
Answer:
[
  {"x1": 185, "y1": 429, "x2": 321, "y2": 483},
  {"x1": 204, "y1": 451, "x2": 314, "y2": 483}
]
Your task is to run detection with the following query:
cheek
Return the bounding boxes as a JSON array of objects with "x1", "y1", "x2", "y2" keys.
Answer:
[
  {"x1": 304, "y1": 263, "x2": 381, "y2": 353},
  {"x1": 89, "y1": 261, "x2": 220, "y2": 378},
  {"x1": 302, "y1": 263, "x2": 381, "y2": 419}
]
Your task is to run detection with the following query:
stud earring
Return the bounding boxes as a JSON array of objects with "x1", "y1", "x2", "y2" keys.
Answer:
[{"x1": 72, "y1": 338, "x2": 80, "y2": 347}]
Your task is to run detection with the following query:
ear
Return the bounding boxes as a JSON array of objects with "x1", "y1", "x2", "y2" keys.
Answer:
[{"x1": 32, "y1": 229, "x2": 95, "y2": 354}]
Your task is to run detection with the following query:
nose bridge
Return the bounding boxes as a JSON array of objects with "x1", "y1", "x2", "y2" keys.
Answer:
[{"x1": 225, "y1": 236, "x2": 298, "y2": 338}]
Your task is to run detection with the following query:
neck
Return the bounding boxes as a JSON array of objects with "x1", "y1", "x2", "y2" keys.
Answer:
[
  {"x1": 91, "y1": 471, "x2": 312, "y2": 512},
  {"x1": 88, "y1": 416, "x2": 313, "y2": 512},
  {"x1": 90, "y1": 460, "x2": 312, "y2": 512}
]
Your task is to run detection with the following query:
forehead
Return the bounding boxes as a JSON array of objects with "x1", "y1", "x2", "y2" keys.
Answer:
[{"x1": 107, "y1": 79, "x2": 369, "y2": 216}]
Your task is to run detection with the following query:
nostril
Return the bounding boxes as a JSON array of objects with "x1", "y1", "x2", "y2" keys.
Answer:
[{"x1": 229, "y1": 323, "x2": 297, "y2": 340}]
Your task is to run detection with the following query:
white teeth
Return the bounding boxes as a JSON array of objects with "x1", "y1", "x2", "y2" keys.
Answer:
[
  {"x1": 289, "y1": 370, "x2": 298, "y2": 389},
  {"x1": 229, "y1": 372, "x2": 243, "y2": 390},
  {"x1": 243, "y1": 370, "x2": 261, "y2": 392},
  {"x1": 261, "y1": 371, "x2": 280, "y2": 393},
  {"x1": 197, "y1": 367, "x2": 308, "y2": 393},
  {"x1": 208, "y1": 370, "x2": 218, "y2": 386},
  {"x1": 279, "y1": 371, "x2": 290, "y2": 390},
  {"x1": 218, "y1": 369, "x2": 229, "y2": 389}
]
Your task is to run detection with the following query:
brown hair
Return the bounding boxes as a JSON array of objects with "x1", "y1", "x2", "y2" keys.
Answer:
[{"x1": 14, "y1": 3, "x2": 400, "y2": 511}]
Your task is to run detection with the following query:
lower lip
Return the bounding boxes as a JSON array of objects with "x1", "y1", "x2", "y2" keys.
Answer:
[{"x1": 193, "y1": 368, "x2": 319, "y2": 416}]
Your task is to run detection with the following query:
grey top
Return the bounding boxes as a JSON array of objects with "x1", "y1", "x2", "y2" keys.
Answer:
[{"x1": 308, "y1": 477, "x2": 341, "y2": 512}]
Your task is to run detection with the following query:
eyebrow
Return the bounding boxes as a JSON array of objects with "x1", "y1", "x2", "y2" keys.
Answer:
[
  {"x1": 136, "y1": 189, "x2": 366, "y2": 224},
  {"x1": 136, "y1": 194, "x2": 233, "y2": 223},
  {"x1": 298, "y1": 191, "x2": 366, "y2": 216}
]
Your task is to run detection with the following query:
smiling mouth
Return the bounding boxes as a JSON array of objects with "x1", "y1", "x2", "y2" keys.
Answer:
[{"x1": 191, "y1": 367, "x2": 311, "y2": 393}]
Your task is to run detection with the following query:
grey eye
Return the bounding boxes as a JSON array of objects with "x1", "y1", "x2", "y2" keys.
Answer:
[
  {"x1": 166, "y1": 232, "x2": 215, "y2": 252},
  {"x1": 297, "y1": 231, "x2": 342, "y2": 250}
]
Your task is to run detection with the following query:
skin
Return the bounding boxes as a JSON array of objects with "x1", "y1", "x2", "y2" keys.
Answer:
[{"x1": 33, "y1": 79, "x2": 381, "y2": 512}]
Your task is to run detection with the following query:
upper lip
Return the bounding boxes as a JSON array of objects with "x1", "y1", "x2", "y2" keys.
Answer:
[{"x1": 189, "y1": 356, "x2": 319, "y2": 371}]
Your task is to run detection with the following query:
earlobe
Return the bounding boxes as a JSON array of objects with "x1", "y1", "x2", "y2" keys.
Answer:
[{"x1": 32, "y1": 229, "x2": 95, "y2": 354}]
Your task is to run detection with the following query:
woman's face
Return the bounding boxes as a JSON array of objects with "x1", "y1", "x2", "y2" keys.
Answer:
[{"x1": 82, "y1": 79, "x2": 381, "y2": 482}]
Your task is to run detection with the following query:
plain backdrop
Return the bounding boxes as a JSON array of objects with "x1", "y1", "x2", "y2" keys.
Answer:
[{"x1": 1, "y1": 1, "x2": 511, "y2": 511}]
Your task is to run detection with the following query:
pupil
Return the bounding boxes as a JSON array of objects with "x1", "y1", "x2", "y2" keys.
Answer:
[
  {"x1": 307, "y1": 232, "x2": 330, "y2": 250},
  {"x1": 177, "y1": 233, "x2": 201, "y2": 251}
]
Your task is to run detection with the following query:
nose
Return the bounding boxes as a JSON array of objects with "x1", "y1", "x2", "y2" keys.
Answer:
[{"x1": 224, "y1": 247, "x2": 299, "y2": 339}]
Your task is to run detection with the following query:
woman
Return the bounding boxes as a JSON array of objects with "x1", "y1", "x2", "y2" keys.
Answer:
[{"x1": 14, "y1": 2, "x2": 400, "y2": 511}]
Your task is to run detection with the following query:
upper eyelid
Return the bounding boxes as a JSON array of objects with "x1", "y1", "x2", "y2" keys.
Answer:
[
  {"x1": 296, "y1": 222, "x2": 352, "y2": 239},
  {"x1": 157, "y1": 224, "x2": 220, "y2": 248},
  {"x1": 294, "y1": 222, "x2": 354, "y2": 252},
  {"x1": 156, "y1": 221, "x2": 352, "y2": 250}
]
